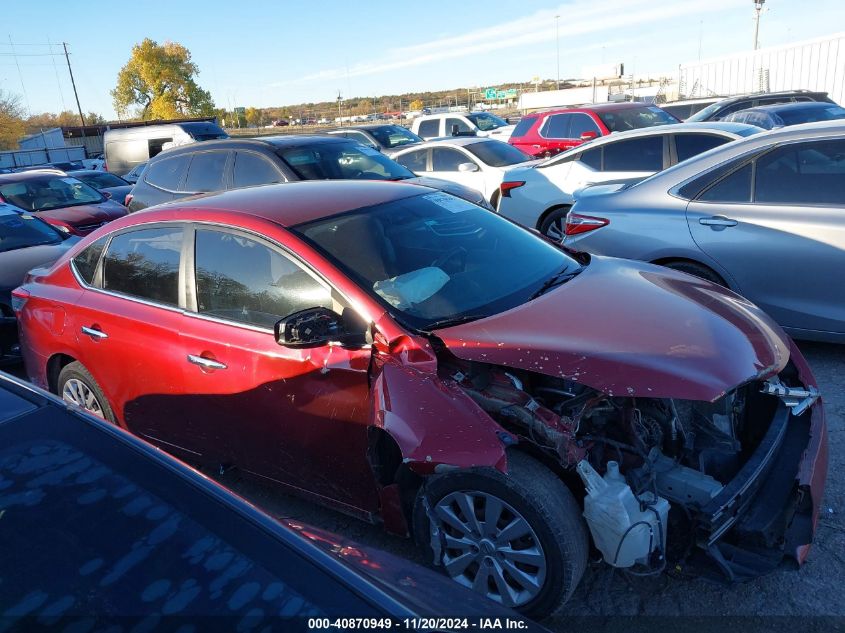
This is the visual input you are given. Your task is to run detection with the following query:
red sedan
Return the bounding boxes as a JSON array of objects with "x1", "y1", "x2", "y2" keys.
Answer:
[
  {"x1": 509, "y1": 102, "x2": 679, "y2": 158},
  {"x1": 0, "y1": 170, "x2": 128, "y2": 236},
  {"x1": 13, "y1": 180, "x2": 827, "y2": 618}
]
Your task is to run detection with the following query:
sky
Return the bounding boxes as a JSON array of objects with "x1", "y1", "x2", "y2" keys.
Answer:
[{"x1": 2, "y1": 0, "x2": 845, "y2": 120}]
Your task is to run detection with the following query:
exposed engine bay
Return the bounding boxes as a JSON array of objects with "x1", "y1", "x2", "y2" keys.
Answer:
[{"x1": 437, "y1": 349, "x2": 818, "y2": 580}]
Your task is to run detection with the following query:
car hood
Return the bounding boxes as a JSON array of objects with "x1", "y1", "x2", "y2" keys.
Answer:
[
  {"x1": 36, "y1": 200, "x2": 127, "y2": 229},
  {"x1": 434, "y1": 257, "x2": 790, "y2": 402},
  {"x1": 0, "y1": 240, "x2": 77, "y2": 291},
  {"x1": 99, "y1": 185, "x2": 133, "y2": 203},
  {"x1": 405, "y1": 176, "x2": 487, "y2": 205},
  {"x1": 480, "y1": 124, "x2": 517, "y2": 140}
]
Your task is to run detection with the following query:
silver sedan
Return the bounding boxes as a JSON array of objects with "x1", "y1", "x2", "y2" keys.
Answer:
[{"x1": 564, "y1": 120, "x2": 845, "y2": 343}]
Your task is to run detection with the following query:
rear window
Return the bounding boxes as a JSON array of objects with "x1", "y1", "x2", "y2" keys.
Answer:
[
  {"x1": 0, "y1": 210, "x2": 62, "y2": 253},
  {"x1": 597, "y1": 106, "x2": 677, "y2": 132},
  {"x1": 464, "y1": 141, "x2": 531, "y2": 167},
  {"x1": 510, "y1": 117, "x2": 536, "y2": 139}
]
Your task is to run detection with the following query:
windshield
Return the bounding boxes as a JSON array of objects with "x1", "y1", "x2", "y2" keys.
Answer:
[
  {"x1": 368, "y1": 125, "x2": 423, "y2": 148},
  {"x1": 75, "y1": 172, "x2": 129, "y2": 188},
  {"x1": 465, "y1": 140, "x2": 532, "y2": 167},
  {"x1": 687, "y1": 101, "x2": 726, "y2": 122},
  {"x1": 0, "y1": 209, "x2": 62, "y2": 252},
  {"x1": 293, "y1": 192, "x2": 582, "y2": 330},
  {"x1": 597, "y1": 106, "x2": 678, "y2": 132},
  {"x1": 467, "y1": 112, "x2": 509, "y2": 131},
  {"x1": 0, "y1": 175, "x2": 104, "y2": 212},
  {"x1": 777, "y1": 104, "x2": 845, "y2": 126},
  {"x1": 278, "y1": 141, "x2": 414, "y2": 180}
]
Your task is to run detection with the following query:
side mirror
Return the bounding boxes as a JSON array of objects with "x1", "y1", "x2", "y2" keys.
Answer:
[
  {"x1": 458, "y1": 162, "x2": 479, "y2": 173},
  {"x1": 580, "y1": 131, "x2": 599, "y2": 141},
  {"x1": 451, "y1": 124, "x2": 460, "y2": 136},
  {"x1": 102, "y1": 191, "x2": 112, "y2": 199},
  {"x1": 274, "y1": 307, "x2": 369, "y2": 349}
]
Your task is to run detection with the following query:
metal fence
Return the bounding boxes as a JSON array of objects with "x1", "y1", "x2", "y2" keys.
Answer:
[{"x1": 678, "y1": 32, "x2": 845, "y2": 104}]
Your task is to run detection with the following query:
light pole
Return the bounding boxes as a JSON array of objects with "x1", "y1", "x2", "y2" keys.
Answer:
[
  {"x1": 753, "y1": 0, "x2": 765, "y2": 50},
  {"x1": 337, "y1": 91, "x2": 343, "y2": 126},
  {"x1": 555, "y1": 15, "x2": 561, "y2": 90}
]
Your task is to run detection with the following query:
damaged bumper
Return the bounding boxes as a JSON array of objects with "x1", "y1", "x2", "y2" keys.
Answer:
[{"x1": 694, "y1": 347, "x2": 828, "y2": 580}]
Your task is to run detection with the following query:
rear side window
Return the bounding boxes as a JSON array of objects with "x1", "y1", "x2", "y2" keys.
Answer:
[
  {"x1": 232, "y1": 152, "x2": 284, "y2": 188},
  {"x1": 103, "y1": 227, "x2": 183, "y2": 305},
  {"x1": 417, "y1": 119, "x2": 440, "y2": 138},
  {"x1": 144, "y1": 155, "x2": 190, "y2": 191},
  {"x1": 396, "y1": 149, "x2": 428, "y2": 172},
  {"x1": 569, "y1": 113, "x2": 601, "y2": 138},
  {"x1": 510, "y1": 117, "x2": 536, "y2": 138},
  {"x1": 194, "y1": 229, "x2": 332, "y2": 328},
  {"x1": 697, "y1": 164, "x2": 752, "y2": 203},
  {"x1": 540, "y1": 113, "x2": 571, "y2": 138},
  {"x1": 602, "y1": 136, "x2": 663, "y2": 171},
  {"x1": 579, "y1": 147, "x2": 602, "y2": 170},
  {"x1": 72, "y1": 237, "x2": 107, "y2": 285},
  {"x1": 182, "y1": 151, "x2": 229, "y2": 193},
  {"x1": 674, "y1": 134, "x2": 731, "y2": 162},
  {"x1": 432, "y1": 147, "x2": 469, "y2": 171}
]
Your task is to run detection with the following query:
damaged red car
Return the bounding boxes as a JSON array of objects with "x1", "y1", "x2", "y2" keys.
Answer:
[{"x1": 14, "y1": 181, "x2": 827, "y2": 619}]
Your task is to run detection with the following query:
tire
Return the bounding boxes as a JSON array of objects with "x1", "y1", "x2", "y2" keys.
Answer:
[
  {"x1": 663, "y1": 260, "x2": 726, "y2": 286},
  {"x1": 413, "y1": 451, "x2": 588, "y2": 619},
  {"x1": 57, "y1": 361, "x2": 116, "y2": 423},
  {"x1": 538, "y1": 207, "x2": 570, "y2": 242}
]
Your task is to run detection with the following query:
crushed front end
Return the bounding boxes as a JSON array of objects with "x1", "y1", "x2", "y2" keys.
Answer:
[{"x1": 436, "y1": 340, "x2": 828, "y2": 582}]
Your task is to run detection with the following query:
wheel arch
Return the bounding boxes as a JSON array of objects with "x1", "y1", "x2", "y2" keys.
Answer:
[
  {"x1": 650, "y1": 256, "x2": 732, "y2": 288},
  {"x1": 536, "y1": 204, "x2": 572, "y2": 231},
  {"x1": 46, "y1": 353, "x2": 77, "y2": 394}
]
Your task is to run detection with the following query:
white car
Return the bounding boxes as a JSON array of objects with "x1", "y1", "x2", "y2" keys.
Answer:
[
  {"x1": 496, "y1": 122, "x2": 762, "y2": 240},
  {"x1": 411, "y1": 112, "x2": 516, "y2": 141},
  {"x1": 392, "y1": 137, "x2": 537, "y2": 205}
]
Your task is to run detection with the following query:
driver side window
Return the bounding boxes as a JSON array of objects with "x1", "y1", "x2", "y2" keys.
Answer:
[{"x1": 194, "y1": 229, "x2": 333, "y2": 328}]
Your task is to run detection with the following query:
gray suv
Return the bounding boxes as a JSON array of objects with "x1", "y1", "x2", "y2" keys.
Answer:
[{"x1": 563, "y1": 120, "x2": 845, "y2": 343}]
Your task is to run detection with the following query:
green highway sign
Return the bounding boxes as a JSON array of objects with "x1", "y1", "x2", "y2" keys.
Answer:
[{"x1": 484, "y1": 88, "x2": 497, "y2": 100}]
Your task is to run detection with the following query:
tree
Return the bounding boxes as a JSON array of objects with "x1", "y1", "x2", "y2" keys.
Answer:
[
  {"x1": 355, "y1": 99, "x2": 373, "y2": 116},
  {"x1": 245, "y1": 107, "x2": 262, "y2": 128},
  {"x1": 0, "y1": 90, "x2": 26, "y2": 150},
  {"x1": 408, "y1": 99, "x2": 424, "y2": 111},
  {"x1": 112, "y1": 38, "x2": 215, "y2": 120}
]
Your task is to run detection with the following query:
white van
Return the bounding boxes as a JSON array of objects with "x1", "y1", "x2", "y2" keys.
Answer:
[
  {"x1": 103, "y1": 121, "x2": 228, "y2": 176},
  {"x1": 410, "y1": 112, "x2": 516, "y2": 141}
]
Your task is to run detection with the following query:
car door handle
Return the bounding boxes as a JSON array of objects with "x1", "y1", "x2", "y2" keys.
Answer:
[
  {"x1": 699, "y1": 216, "x2": 738, "y2": 227},
  {"x1": 81, "y1": 326, "x2": 108, "y2": 340},
  {"x1": 187, "y1": 354, "x2": 227, "y2": 370}
]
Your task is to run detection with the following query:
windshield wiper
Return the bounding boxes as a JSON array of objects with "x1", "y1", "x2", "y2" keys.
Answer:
[
  {"x1": 423, "y1": 314, "x2": 487, "y2": 331},
  {"x1": 529, "y1": 266, "x2": 583, "y2": 301}
]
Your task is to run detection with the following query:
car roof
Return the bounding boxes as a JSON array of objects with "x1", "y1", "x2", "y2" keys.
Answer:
[
  {"x1": 155, "y1": 135, "x2": 350, "y2": 157},
  {"x1": 663, "y1": 97, "x2": 724, "y2": 106},
  {"x1": 530, "y1": 102, "x2": 662, "y2": 117},
  {"x1": 71, "y1": 169, "x2": 117, "y2": 176},
  {"x1": 399, "y1": 137, "x2": 498, "y2": 150},
  {"x1": 0, "y1": 170, "x2": 73, "y2": 183},
  {"x1": 147, "y1": 180, "x2": 433, "y2": 227},
  {"x1": 713, "y1": 89, "x2": 828, "y2": 105},
  {"x1": 330, "y1": 124, "x2": 400, "y2": 132},
  {"x1": 736, "y1": 101, "x2": 839, "y2": 113}
]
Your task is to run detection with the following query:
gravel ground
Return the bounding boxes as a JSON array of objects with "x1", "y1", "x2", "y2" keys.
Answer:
[{"x1": 217, "y1": 341, "x2": 845, "y2": 628}]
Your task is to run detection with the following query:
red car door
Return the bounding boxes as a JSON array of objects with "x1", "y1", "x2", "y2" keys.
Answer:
[
  {"x1": 68, "y1": 225, "x2": 211, "y2": 458},
  {"x1": 178, "y1": 226, "x2": 379, "y2": 513}
]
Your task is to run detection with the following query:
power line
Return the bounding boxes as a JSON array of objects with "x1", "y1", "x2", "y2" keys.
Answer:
[
  {"x1": 7, "y1": 35, "x2": 32, "y2": 116},
  {"x1": 48, "y1": 37, "x2": 68, "y2": 113}
]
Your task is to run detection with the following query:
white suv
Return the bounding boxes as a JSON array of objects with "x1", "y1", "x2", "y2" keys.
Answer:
[{"x1": 411, "y1": 112, "x2": 516, "y2": 141}]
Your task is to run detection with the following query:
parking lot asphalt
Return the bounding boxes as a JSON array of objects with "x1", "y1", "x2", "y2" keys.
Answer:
[{"x1": 7, "y1": 341, "x2": 842, "y2": 624}]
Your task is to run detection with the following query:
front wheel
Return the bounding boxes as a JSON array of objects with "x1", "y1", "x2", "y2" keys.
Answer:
[{"x1": 413, "y1": 451, "x2": 588, "y2": 619}]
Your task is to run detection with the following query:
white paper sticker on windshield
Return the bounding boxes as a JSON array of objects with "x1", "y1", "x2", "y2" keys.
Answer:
[{"x1": 423, "y1": 192, "x2": 474, "y2": 213}]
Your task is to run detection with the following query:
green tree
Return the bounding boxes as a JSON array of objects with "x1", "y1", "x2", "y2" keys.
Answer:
[
  {"x1": 111, "y1": 38, "x2": 215, "y2": 120},
  {"x1": 245, "y1": 107, "x2": 262, "y2": 128},
  {"x1": 0, "y1": 90, "x2": 25, "y2": 150}
]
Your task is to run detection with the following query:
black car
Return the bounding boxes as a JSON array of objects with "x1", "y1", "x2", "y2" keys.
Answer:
[
  {"x1": 0, "y1": 202, "x2": 76, "y2": 364},
  {"x1": 71, "y1": 169, "x2": 133, "y2": 206},
  {"x1": 127, "y1": 136, "x2": 491, "y2": 212},
  {"x1": 687, "y1": 89, "x2": 835, "y2": 122},
  {"x1": 0, "y1": 371, "x2": 544, "y2": 631},
  {"x1": 325, "y1": 124, "x2": 424, "y2": 156},
  {"x1": 14, "y1": 160, "x2": 86, "y2": 173}
]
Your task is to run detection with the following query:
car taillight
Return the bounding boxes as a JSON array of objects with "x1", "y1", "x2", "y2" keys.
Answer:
[
  {"x1": 124, "y1": 193, "x2": 133, "y2": 207},
  {"x1": 500, "y1": 181, "x2": 526, "y2": 197},
  {"x1": 11, "y1": 288, "x2": 30, "y2": 313},
  {"x1": 103, "y1": 162, "x2": 108, "y2": 172},
  {"x1": 565, "y1": 213, "x2": 609, "y2": 236}
]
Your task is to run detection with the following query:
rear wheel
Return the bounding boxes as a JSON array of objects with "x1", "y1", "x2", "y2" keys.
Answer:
[
  {"x1": 413, "y1": 451, "x2": 588, "y2": 619},
  {"x1": 538, "y1": 207, "x2": 570, "y2": 242},
  {"x1": 663, "y1": 260, "x2": 726, "y2": 286},
  {"x1": 57, "y1": 361, "x2": 116, "y2": 423}
]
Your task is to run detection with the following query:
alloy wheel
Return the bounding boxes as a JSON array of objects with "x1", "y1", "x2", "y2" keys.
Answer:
[
  {"x1": 432, "y1": 491, "x2": 547, "y2": 608},
  {"x1": 62, "y1": 378, "x2": 105, "y2": 419},
  {"x1": 543, "y1": 217, "x2": 565, "y2": 241}
]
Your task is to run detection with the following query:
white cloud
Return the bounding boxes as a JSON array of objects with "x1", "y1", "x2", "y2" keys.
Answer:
[{"x1": 270, "y1": 0, "x2": 745, "y2": 88}]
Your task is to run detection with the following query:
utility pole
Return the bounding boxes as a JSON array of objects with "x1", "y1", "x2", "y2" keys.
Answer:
[
  {"x1": 62, "y1": 42, "x2": 86, "y2": 127},
  {"x1": 337, "y1": 91, "x2": 343, "y2": 127},
  {"x1": 555, "y1": 15, "x2": 561, "y2": 90},
  {"x1": 753, "y1": 0, "x2": 765, "y2": 50}
]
